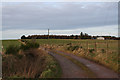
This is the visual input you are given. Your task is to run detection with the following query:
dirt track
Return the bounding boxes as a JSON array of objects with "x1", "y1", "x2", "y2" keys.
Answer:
[
  {"x1": 49, "y1": 52, "x2": 89, "y2": 78},
  {"x1": 49, "y1": 50, "x2": 119, "y2": 78}
]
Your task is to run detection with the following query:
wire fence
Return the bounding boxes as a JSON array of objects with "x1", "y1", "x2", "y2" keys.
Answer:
[{"x1": 72, "y1": 41, "x2": 118, "y2": 54}]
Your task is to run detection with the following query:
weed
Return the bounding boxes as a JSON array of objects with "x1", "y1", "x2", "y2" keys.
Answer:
[
  {"x1": 67, "y1": 43, "x2": 72, "y2": 45},
  {"x1": 41, "y1": 54, "x2": 62, "y2": 78},
  {"x1": 67, "y1": 45, "x2": 79, "y2": 51},
  {"x1": 5, "y1": 45, "x2": 20, "y2": 55},
  {"x1": 2, "y1": 49, "x2": 47, "y2": 78},
  {"x1": 16, "y1": 54, "x2": 23, "y2": 59},
  {"x1": 101, "y1": 49, "x2": 106, "y2": 53},
  {"x1": 20, "y1": 41, "x2": 39, "y2": 51},
  {"x1": 89, "y1": 49, "x2": 95, "y2": 53}
]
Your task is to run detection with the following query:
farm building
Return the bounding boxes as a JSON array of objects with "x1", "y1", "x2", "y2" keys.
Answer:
[{"x1": 97, "y1": 37, "x2": 105, "y2": 40}]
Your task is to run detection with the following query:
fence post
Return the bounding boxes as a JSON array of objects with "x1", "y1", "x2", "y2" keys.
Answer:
[
  {"x1": 106, "y1": 41, "x2": 109, "y2": 60},
  {"x1": 86, "y1": 41, "x2": 89, "y2": 54},
  {"x1": 87, "y1": 41, "x2": 88, "y2": 50},
  {"x1": 95, "y1": 42, "x2": 97, "y2": 52},
  {"x1": 106, "y1": 41, "x2": 109, "y2": 53}
]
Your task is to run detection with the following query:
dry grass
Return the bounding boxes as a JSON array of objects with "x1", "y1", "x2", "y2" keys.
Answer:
[
  {"x1": 54, "y1": 44, "x2": 119, "y2": 73},
  {"x1": 2, "y1": 39, "x2": 62, "y2": 78},
  {"x1": 3, "y1": 48, "x2": 62, "y2": 79},
  {"x1": 2, "y1": 49, "x2": 47, "y2": 78}
]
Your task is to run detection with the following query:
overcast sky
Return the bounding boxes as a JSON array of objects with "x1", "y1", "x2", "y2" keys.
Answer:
[{"x1": 1, "y1": 2, "x2": 118, "y2": 39}]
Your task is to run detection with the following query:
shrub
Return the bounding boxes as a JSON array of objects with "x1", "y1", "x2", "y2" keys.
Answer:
[
  {"x1": 101, "y1": 49, "x2": 106, "y2": 53},
  {"x1": 25, "y1": 50, "x2": 39, "y2": 61},
  {"x1": 16, "y1": 54, "x2": 23, "y2": 59},
  {"x1": 5, "y1": 45, "x2": 19, "y2": 55},
  {"x1": 80, "y1": 46, "x2": 82, "y2": 48},
  {"x1": 67, "y1": 46, "x2": 72, "y2": 50},
  {"x1": 89, "y1": 49, "x2": 95, "y2": 53},
  {"x1": 72, "y1": 46, "x2": 79, "y2": 51},
  {"x1": 3, "y1": 49, "x2": 47, "y2": 78},
  {"x1": 20, "y1": 41, "x2": 39, "y2": 51},
  {"x1": 67, "y1": 45, "x2": 79, "y2": 51},
  {"x1": 67, "y1": 43, "x2": 72, "y2": 45}
]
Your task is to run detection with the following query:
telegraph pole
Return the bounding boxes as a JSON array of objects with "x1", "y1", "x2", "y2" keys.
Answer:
[{"x1": 48, "y1": 29, "x2": 49, "y2": 39}]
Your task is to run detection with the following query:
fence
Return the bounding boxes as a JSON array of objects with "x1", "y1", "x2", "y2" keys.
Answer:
[{"x1": 73, "y1": 40, "x2": 118, "y2": 54}]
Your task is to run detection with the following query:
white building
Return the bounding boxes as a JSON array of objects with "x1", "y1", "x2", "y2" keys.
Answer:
[{"x1": 97, "y1": 37, "x2": 105, "y2": 40}]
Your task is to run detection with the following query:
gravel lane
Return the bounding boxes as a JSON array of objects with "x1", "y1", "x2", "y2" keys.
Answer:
[
  {"x1": 49, "y1": 52, "x2": 89, "y2": 78},
  {"x1": 56, "y1": 50, "x2": 119, "y2": 78}
]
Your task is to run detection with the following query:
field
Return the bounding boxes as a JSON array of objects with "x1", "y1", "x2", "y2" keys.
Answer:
[
  {"x1": 1, "y1": 40, "x2": 21, "y2": 52},
  {"x1": 35, "y1": 39, "x2": 118, "y2": 50},
  {"x1": 2, "y1": 39, "x2": 119, "y2": 73},
  {"x1": 2, "y1": 39, "x2": 118, "y2": 51}
]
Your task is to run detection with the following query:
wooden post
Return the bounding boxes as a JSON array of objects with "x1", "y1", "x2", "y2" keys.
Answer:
[
  {"x1": 86, "y1": 41, "x2": 89, "y2": 54},
  {"x1": 48, "y1": 29, "x2": 49, "y2": 39},
  {"x1": 106, "y1": 41, "x2": 109, "y2": 53},
  {"x1": 87, "y1": 41, "x2": 88, "y2": 50},
  {"x1": 106, "y1": 41, "x2": 109, "y2": 60},
  {"x1": 95, "y1": 42, "x2": 97, "y2": 52}
]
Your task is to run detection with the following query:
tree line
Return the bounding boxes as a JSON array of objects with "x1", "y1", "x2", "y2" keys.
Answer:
[{"x1": 21, "y1": 32, "x2": 120, "y2": 40}]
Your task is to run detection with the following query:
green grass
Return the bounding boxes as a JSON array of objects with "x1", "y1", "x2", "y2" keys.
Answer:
[
  {"x1": 34, "y1": 39, "x2": 118, "y2": 52},
  {"x1": 2, "y1": 39, "x2": 118, "y2": 52},
  {"x1": 40, "y1": 54, "x2": 62, "y2": 78},
  {"x1": 2, "y1": 39, "x2": 118, "y2": 56},
  {"x1": 2, "y1": 40, "x2": 21, "y2": 52},
  {"x1": 2, "y1": 39, "x2": 119, "y2": 74}
]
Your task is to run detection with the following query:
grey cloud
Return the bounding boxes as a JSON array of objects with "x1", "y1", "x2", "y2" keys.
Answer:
[{"x1": 2, "y1": 2, "x2": 118, "y2": 31}]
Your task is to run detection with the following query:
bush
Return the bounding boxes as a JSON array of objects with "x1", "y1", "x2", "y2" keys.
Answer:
[
  {"x1": 67, "y1": 46, "x2": 72, "y2": 50},
  {"x1": 67, "y1": 45, "x2": 79, "y2": 51},
  {"x1": 72, "y1": 46, "x2": 79, "y2": 51},
  {"x1": 67, "y1": 43, "x2": 72, "y2": 45},
  {"x1": 89, "y1": 49, "x2": 95, "y2": 53},
  {"x1": 16, "y1": 54, "x2": 23, "y2": 59},
  {"x1": 5, "y1": 45, "x2": 20, "y2": 55},
  {"x1": 101, "y1": 49, "x2": 106, "y2": 53},
  {"x1": 20, "y1": 41, "x2": 39, "y2": 51},
  {"x1": 3, "y1": 49, "x2": 47, "y2": 78}
]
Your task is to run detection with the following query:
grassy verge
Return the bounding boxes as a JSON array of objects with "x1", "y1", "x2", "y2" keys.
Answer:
[
  {"x1": 2, "y1": 49, "x2": 46, "y2": 78},
  {"x1": 2, "y1": 40, "x2": 62, "y2": 78},
  {"x1": 57, "y1": 46, "x2": 118, "y2": 73},
  {"x1": 40, "y1": 53, "x2": 62, "y2": 78}
]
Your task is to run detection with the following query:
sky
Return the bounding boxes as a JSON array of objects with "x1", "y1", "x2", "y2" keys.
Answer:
[{"x1": 1, "y1": 2, "x2": 118, "y2": 39}]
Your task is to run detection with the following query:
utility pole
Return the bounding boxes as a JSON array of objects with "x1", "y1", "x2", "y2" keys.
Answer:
[{"x1": 48, "y1": 29, "x2": 49, "y2": 39}]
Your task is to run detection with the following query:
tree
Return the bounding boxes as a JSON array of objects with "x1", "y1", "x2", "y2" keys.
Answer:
[
  {"x1": 85, "y1": 33, "x2": 88, "y2": 36},
  {"x1": 70, "y1": 35, "x2": 74, "y2": 39},
  {"x1": 21, "y1": 35, "x2": 26, "y2": 39},
  {"x1": 80, "y1": 32, "x2": 84, "y2": 39},
  {"x1": 80, "y1": 32, "x2": 83, "y2": 36},
  {"x1": 75, "y1": 35, "x2": 79, "y2": 39}
]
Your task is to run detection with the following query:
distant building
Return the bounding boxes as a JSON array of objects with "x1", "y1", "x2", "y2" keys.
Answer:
[{"x1": 97, "y1": 37, "x2": 105, "y2": 40}]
